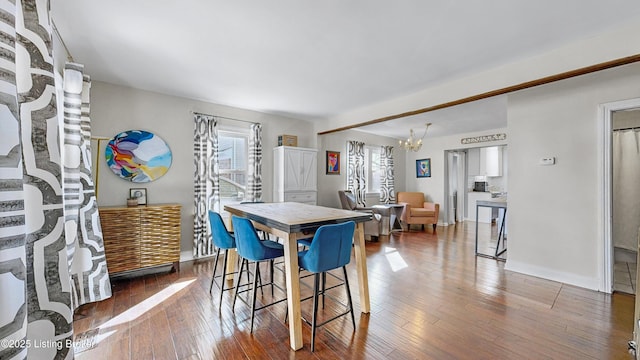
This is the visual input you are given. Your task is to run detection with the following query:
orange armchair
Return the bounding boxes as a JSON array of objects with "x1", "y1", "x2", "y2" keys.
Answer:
[{"x1": 396, "y1": 192, "x2": 439, "y2": 232}]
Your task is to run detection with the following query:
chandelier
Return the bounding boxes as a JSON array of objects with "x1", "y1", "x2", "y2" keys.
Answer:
[{"x1": 399, "y1": 123, "x2": 431, "y2": 152}]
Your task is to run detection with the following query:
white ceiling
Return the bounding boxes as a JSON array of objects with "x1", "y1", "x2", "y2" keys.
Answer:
[{"x1": 51, "y1": 1, "x2": 640, "y2": 139}]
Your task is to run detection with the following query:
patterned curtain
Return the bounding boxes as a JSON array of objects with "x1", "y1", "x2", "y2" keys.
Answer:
[
  {"x1": 246, "y1": 123, "x2": 263, "y2": 202},
  {"x1": 193, "y1": 114, "x2": 219, "y2": 258},
  {"x1": 346, "y1": 141, "x2": 367, "y2": 207},
  {"x1": 380, "y1": 145, "x2": 396, "y2": 204},
  {"x1": 62, "y1": 63, "x2": 112, "y2": 309},
  {"x1": 0, "y1": 2, "x2": 111, "y2": 359}
]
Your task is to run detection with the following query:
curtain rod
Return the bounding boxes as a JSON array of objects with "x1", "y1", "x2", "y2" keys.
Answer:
[
  {"x1": 51, "y1": 20, "x2": 74, "y2": 62},
  {"x1": 613, "y1": 126, "x2": 640, "y2": 131},
  {"x1": 191, "y1": 111, "x2": 258, "y2": 125}
]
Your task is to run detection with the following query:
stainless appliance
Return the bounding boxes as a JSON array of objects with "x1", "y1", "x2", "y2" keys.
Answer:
[{"x1": 474, "y1": 181, "x2": 488, "y2": 192}]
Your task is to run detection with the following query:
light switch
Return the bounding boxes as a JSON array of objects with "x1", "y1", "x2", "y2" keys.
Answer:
[{"x1": 539, "y1": 157, "x2": 556, "y2": 165}]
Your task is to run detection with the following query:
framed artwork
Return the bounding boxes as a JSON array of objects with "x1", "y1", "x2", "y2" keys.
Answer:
[
  {"x1": 326, "y1": 151, "x2": 340, "y2": 175},
  {"x1": 129, "y1": 188, "x2": 147, "y2": 205},
  {"x1": 416, "y1": 158, "x2": 431, "y2": 178},
  {"x1": 105, "y1": 130, "x2": 172, "y2": 183}
]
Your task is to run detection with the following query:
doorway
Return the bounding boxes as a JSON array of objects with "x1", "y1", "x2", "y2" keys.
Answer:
[
  {"x1": 612, "y1": 109, "x2": 640, "y2": 294},
  {"x1": 601, "y1": 98, "x2": 640, "y2": 293},
  {"x1": 445, "y1": 150, "x2": 466, "y2": 225}
]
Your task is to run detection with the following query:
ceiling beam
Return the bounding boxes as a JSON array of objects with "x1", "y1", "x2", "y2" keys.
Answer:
[{"x1": 318, "y1": 53, "x2": 640, "y2": 135}]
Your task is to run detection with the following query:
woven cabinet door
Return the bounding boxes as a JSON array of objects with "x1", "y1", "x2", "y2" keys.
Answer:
[
  {"x1": 140, "y1": 205, "x2": 181, "y2": 268},
  {"x1": 100, "y1": 207, "x2": 142, "y2": 273}
]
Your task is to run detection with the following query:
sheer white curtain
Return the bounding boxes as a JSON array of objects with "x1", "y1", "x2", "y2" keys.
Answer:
[{"x1": 613, "y1": 129, "x2": 640, "y2": 251}]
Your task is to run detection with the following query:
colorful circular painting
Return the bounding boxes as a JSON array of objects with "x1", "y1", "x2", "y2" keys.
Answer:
[{"x1": 105, "y1": 130, "x2": 172, "y2": 183}]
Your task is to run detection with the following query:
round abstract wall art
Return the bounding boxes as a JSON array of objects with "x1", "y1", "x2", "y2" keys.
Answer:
[{"x1": 105, "y1": 130, "x2": 172, "y2": 183}]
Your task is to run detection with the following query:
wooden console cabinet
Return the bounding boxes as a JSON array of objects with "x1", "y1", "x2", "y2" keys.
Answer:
[{"x1": 99, "y1": 204, "x2": 181, "y2": 274}]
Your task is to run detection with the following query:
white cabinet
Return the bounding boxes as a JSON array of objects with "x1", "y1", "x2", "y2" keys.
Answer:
[
  {"x1": 468, "y1": 146, "x2": 503, "y2": 177},
  {"x1": 273, "y1": 146, "x2": 317, "y2": 205},
  {"x1": 468, "y1": 148, "x2": 481, "y2": 176}
]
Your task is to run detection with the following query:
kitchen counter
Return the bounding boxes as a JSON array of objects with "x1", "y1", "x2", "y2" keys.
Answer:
[
  {"x1": 477, "y1": 196, "x2": 507, "y2": 207},
  {"x1": 475, "y1": 197, "x2": 507, "y2": 260}
]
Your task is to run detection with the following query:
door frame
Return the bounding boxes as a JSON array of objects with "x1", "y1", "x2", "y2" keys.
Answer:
[
  {"x1": 443, "y1": 149, "x2": 468, "y2": 225},
  {"x1": 599, "y1": 98, "x2": 640, "y2": 293}
]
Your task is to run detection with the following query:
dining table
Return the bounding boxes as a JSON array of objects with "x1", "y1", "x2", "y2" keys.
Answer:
[{"x1": 223, "y1": 202, "x2": 372, "y2": 351}]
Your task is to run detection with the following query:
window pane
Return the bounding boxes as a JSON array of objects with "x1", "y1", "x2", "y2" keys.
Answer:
[{"x1": 218, "y1": 132, "x2": 247, "y2": 203}]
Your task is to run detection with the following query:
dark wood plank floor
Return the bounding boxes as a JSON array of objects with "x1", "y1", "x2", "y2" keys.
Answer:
[{"x1": 73, "y1": 222, "x2": 635, "y2": 359}]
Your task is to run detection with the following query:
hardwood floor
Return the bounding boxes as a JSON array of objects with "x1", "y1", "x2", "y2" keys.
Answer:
[{"x1": 73, "y1": 222, "x2": 635, "y2": 359}]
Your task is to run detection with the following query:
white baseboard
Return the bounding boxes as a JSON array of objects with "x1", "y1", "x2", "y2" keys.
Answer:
[
  {"x1": 180, "y1": 250, "x2": 194, "y2": 262},
  {"x1": 505, "y1": 259, "x2": 601, "y2": 291}
]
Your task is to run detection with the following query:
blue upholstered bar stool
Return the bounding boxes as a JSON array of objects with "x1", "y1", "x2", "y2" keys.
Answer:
[
  {"x1": 209, "y1": 211, "x2": 249, "y2": 308},
  {"x1": 231, "y1": 215, "x2": 287, "y2": 333},
  {"x1": 298, "y1": 221, "x2": 357, "y2": 352}
]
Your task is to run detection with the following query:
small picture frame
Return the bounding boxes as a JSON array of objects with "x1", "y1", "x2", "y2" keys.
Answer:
[
  {"x1": 416, "y1": 158, "x2": 431, "y2": 178},
  {"x1": 129, "y1": 188, "x2": 147, "y2": 205},
  {"x1": 326, "y1": 151, "x2": 340, "y2": 175}
]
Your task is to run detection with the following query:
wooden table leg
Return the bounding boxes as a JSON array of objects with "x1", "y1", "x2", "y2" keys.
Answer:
[
  {"x1": 225, "y1": 250, "x2": 237, "y2": 281},
  {"x1": 353, "y1": 222, "x2": 371, "y2": 313},
  {"x1": 280, "y1": 231, "x2": 303, "y2": 350},
  {"x1": 225, "y1": 216, "x2": 237, "y2": 281}
]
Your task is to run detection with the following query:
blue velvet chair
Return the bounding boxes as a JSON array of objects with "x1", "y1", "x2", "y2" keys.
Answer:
[
  {"x1": 298, "y1": 221, "x2": 356, "y2": 352},
  {"x1": 208, "y1": 211, "x2": 242, "y2": 308},
  {"x1": 231, "y1": 215, "x2": 287, "y2": 333}
]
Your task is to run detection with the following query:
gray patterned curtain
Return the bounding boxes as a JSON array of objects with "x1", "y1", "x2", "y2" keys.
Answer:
[
  {"x1": 347, "y1": 141, "x2": 367, "y2": 207},
  {"x1": 246, "y1": 123, "x2": 263, "y2": 202},
  {"x1": 193, "y1": 114, "x2": 219, "y2": 258},
  {"x1": 0, "y1": 2, "x2": 111, "y2": 359},
  {"x1": 62, "y1": 63, "x2": 112, "y2": 309},
  {"x1": 380, "y1": 145, "x2": 396, "y2": 204}
]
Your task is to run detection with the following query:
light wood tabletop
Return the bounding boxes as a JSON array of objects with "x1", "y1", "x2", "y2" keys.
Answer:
[{"x1": 224, "y1": 202, "x2": 372, "y2": 351}]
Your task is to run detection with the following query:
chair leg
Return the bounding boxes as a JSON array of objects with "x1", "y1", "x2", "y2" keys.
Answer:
[
  {"x1": 218, "y1": 250, "x2": 229, "y2": 308},
  {"x1": 342, "y1": 266, "x2": 356, "y2": 330},
  {"x1": 432, "y1": 224, "x2": 436, "y2": 231},
  {"x1": 270, "y1": 259, "x2": 275, "y2": 297},
  {"x1": 311, "y1": 273, "x2": 320, "y2": 352},
  {"x1": 210, "y1": 248, "x2": 221, "y2": 293},
  {"x1": 232, "y1": 258, "x2": 246, "y2": 312},
  {"x1": 250, "y1": 261, "x2": 260, "y2": 333},
  {"x1": 321, "y1": 272, "x2": 326, "y2": 309}
]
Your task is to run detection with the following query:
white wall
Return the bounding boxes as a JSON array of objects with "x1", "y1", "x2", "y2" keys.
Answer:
[
  {"x1": 316, "y1": 129, "x2": 406, "y2": 209},
  {"x1": 506, "y1": 62, "x2": 640, "y2": 290},
  {"x1": 403, "y1": 128, "x2": 508, "y2": 225},
  {"x1": 90, "y1": 81, "x2": 314, "y2": 260}
]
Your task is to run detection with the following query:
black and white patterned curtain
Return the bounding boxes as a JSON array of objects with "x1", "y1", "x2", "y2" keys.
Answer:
[
  {"x1": 346, "y1": 141, "x2": 367, "y2": 207},
  {"x1": 0, "y1": 2, "x2": 111, "y2": 359},
  {"x1": 380, "y1": 145, "x2": 396, "y2": 204},
  {"x1": 62, "y1": 63, "x2": 112, "y2": 309},
  {"x1": 246, "y1": 123, "x2": 263, "y2": 202},
  {"x1": 193, "y1": 114, "x2": 219, "y2": 258}
]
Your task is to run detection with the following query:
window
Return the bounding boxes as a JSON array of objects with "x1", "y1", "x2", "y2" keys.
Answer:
[
  {"x1": 364, "y1": 145, "x2": 382, "y2": 194},
  {"x1": 218, "y1": 130, "x2": 248, "y2": 206}
]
